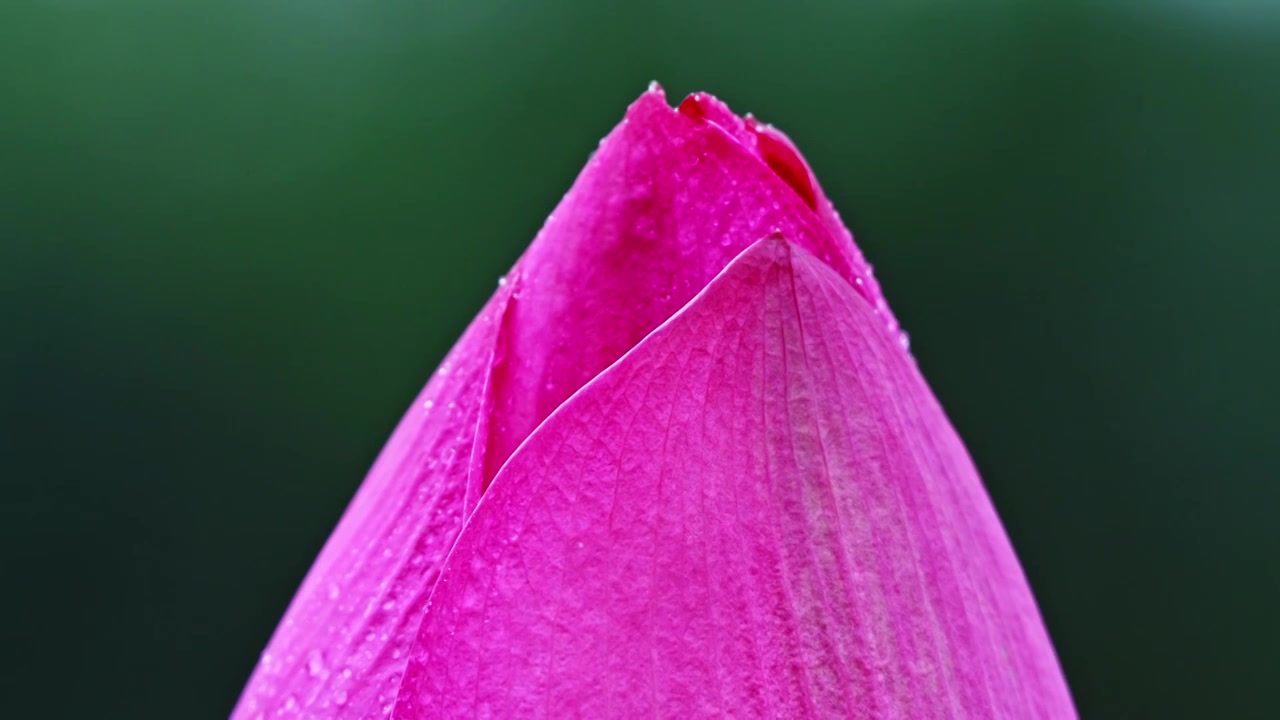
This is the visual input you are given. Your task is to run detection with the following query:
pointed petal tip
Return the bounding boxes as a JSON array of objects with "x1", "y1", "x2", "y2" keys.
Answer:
[
  {"x1": 697, "y1": 235, "x2": 792, "y2": 285},
  {"x1": 662, "y1": 91, "x2": 897, "y2": 333},
  {"x1": 627, "y1": 81, "x2": 672, "y2": 118},
  {"x1": 674, "y1": 92, "x2": 817, "y2": 211},
  {"x1": 754, "y1": 232, "x2": 795, "y2": 261},
  {"x1": 628, "y1": 86, "x2": 746, "y2": 130},
  {"x1": 598, "y1": 87, "x2": 893, "y2": 331},
  {"x1": 676, "y1": 91, "x2": 749, "y2": 136}
]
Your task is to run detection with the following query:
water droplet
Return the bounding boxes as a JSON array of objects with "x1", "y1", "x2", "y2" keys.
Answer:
[
  {"x1": 423, "y1": 399, "x2": 434, "y2": 410},
  {"x1": 576, "y1": 541, "x2": 585, "y2": 549},
  {"x1": 306, "y1": 650, "x2": 326, "y2": 677},
  {"x1": 283, "y1": 695, "x2": 298, "y2": 711},
  {"x1": 342, "y1": 667, "x2": 353, "y2": 679},
  {"x1": 334, "y1": 689, "x2": 348, "y2": 706},
  {"x1": 898, "y1": 332, "x2": 911, "y2": 350},
  {"x1": 382, "y1": 599, "x2": 397, "y2": 612},
  {"x1": 327, "y1": 583, "x2": 340, "y2": 600},
  {"x1": 497, "y1": 275, "x2": 507, "y2": 287}
]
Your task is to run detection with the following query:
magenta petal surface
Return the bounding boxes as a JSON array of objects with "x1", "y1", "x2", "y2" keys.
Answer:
[
  {"x1": 235, "y1": 87, "x2": 1070, "y2": 719},
  {"x1": 393, "y1": 239, "x2": 1074, "y2": 718},
  {"x1": 480, "y1": 86, "x2": 901, "y2": 486},
  {"x1": 233, "y1": 86, "x2": 908, "y2": 718}
]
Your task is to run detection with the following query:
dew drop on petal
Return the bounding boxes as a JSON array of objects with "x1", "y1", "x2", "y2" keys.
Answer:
[{"x1": 306, "y1": 650, "x2": 326, "y2": 678}]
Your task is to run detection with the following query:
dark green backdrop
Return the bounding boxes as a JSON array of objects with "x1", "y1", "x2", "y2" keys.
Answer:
[{"x1": 4, "y1": 2, "x2": 1278, "y2": 718}]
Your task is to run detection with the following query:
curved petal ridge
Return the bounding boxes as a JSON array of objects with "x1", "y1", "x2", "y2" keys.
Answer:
[{"x1": 392, "y1": 238, "x2": 1074, "y2": 719}]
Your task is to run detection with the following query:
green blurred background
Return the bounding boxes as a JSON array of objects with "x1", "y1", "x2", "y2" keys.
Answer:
[{"x1": 3, "y1": 1, "x2": 1278, "y2": 717}]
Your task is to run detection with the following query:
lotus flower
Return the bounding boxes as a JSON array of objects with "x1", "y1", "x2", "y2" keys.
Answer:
[{"x1": 233, "y1": 85, "x2": 1074, "y2": 719}]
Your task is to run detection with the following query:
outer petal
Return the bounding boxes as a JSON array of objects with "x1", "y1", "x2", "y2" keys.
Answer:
[
  {"x1": 394, "y1": 239, "x2": 1074, "y2": 719},
  {"x1": 233, "y1": 87, "x2": 903, "y2": 718}
]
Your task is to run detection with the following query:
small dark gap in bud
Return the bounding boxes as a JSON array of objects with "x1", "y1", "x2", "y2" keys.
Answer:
[{"x1": 753, "y1": 131, "x2": 818, "y2": 211}]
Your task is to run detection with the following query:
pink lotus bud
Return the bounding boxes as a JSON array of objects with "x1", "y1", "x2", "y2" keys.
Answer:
[{"x1": 233, "y1": 86, "x2": 1074, "y2": 719}]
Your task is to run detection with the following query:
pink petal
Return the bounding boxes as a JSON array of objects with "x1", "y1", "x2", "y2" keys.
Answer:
[
  {"x1": 394, "y1": 239, "x2": 1074, "y2": 719},
  {"x1": 233, "y1": 87, "x2": 906, "y2": 718},
  {"x1": 482, "y1": 86, "x2": 900, "y2": 487}
]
